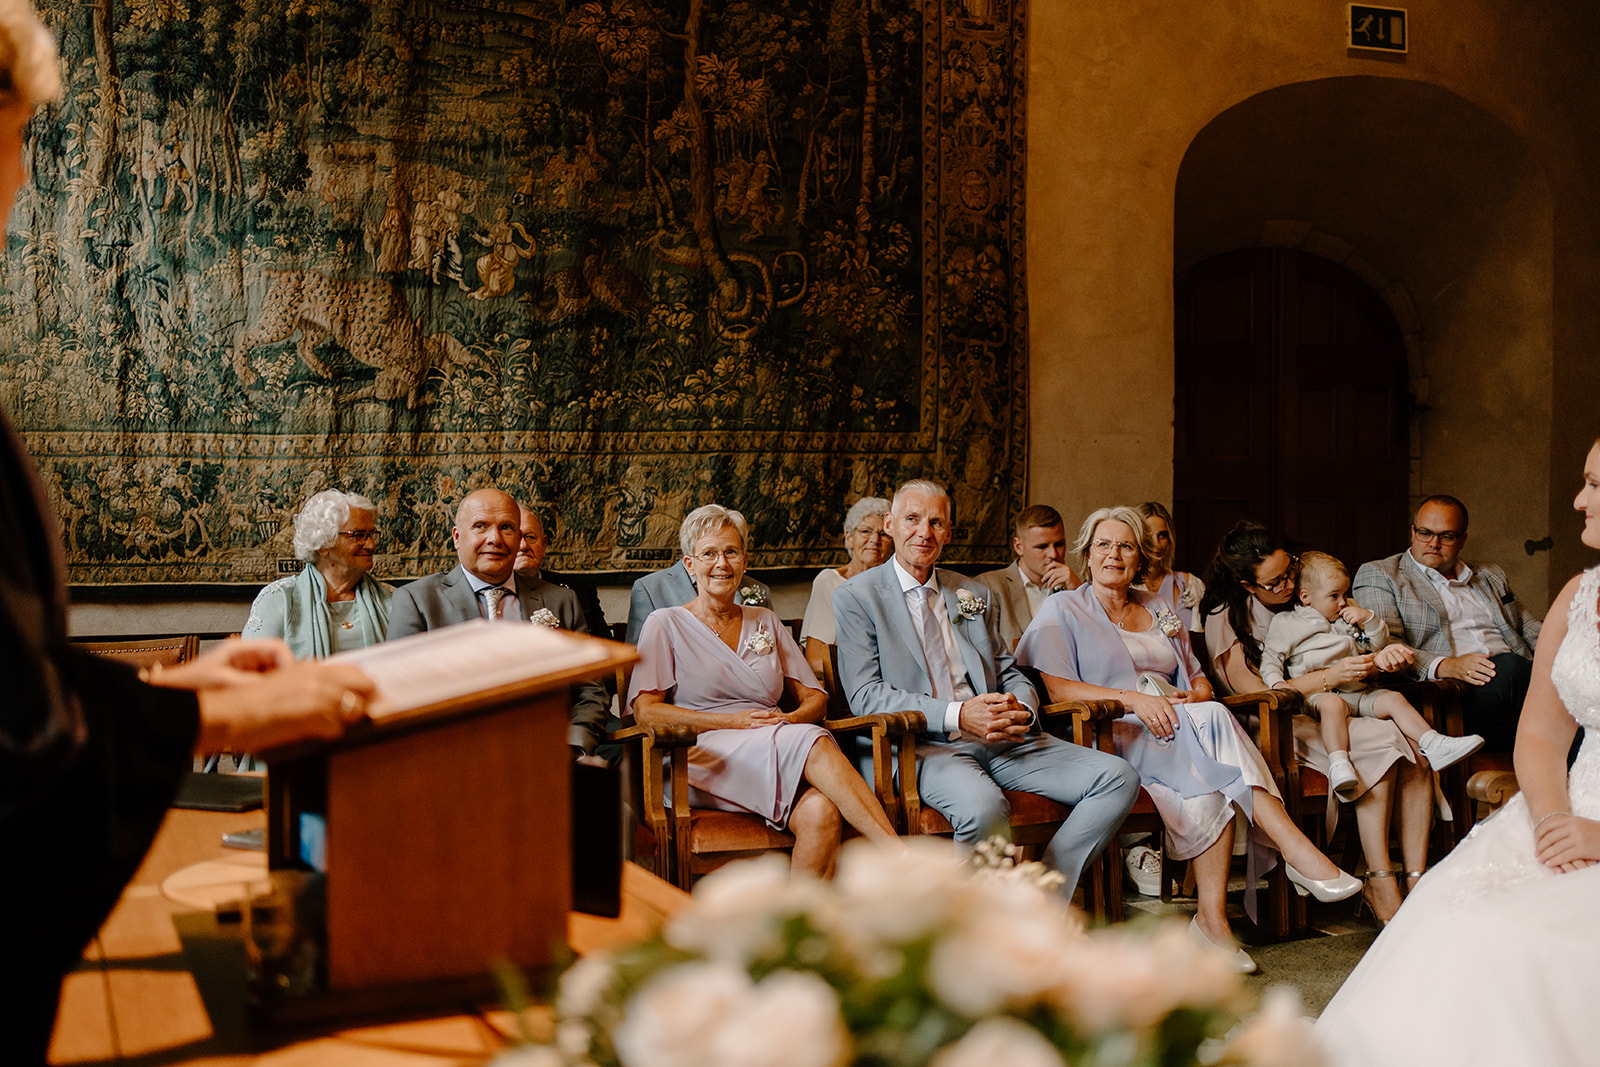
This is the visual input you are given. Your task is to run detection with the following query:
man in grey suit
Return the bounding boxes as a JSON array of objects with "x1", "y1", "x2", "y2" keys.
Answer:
[
  {"x1": 834, "y1": 479, "x2": 1139, "y2": 897},
  {"x1": 977, "y1": 504, "x2": 1080, "y2": 651},
  {"x1": 623, "y1": 541, "x2": 771, "y2": 645},
  {"x1": 389, "y1": 488, "x2": 611, "y2": 757},
  {"x1": 1353, "y1": 495, "x2": 1542, "y2": 751}
]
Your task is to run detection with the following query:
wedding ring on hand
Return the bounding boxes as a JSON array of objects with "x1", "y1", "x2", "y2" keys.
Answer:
[{"x1": 339, "y1": 689, "x2": 362, "y2": 716}]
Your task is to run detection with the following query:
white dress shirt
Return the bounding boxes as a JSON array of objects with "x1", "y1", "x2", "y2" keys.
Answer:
[
  {"x1": 892, "y1": 557, "x2": 975, "y2": 732},
  {"x1": 1404, "y1": 551, "x2": 1508, "y2": 677},
  {"x1": 462, "y1": 569, "x2": 523, "y2": 621}
]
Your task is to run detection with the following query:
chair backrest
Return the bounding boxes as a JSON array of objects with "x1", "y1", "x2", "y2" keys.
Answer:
[{"x1": 76, "y1": 634, "x2": 199, "y2": 671}]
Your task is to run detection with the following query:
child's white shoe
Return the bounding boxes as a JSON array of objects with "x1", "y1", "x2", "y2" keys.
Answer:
[
  {"x1": 1327, "y1": 750, "x2": 1361, "y2": 801},
  {"x1": 1418, "y1": 731, "x2": 1485, "y2": 771}
]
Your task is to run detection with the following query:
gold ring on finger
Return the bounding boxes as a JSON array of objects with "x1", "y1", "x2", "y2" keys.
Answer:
[{"x1": 339, "y1": 690, "x2": 361, "y2": 715}]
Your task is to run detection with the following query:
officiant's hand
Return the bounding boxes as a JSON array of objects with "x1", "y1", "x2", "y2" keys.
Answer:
[
  {"x1": 1533, "y1": 811, "x2": 1600, "y2": 872},
  {"x1": 192, "y1": 659, "x2": 376, "y2": 755},
  {"x1": 146, "y1": 637, "x2": 297, "y2": 690},
  {"x1": 958, "y1": 693, "x2": 1032, "y2": 743}
]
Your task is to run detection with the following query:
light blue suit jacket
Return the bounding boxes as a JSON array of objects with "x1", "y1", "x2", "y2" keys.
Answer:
[{"x1": 833, "y1": 559, "x2": 1038, "y2": 732}]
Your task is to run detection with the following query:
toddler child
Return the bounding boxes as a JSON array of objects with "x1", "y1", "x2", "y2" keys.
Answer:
[{"x1": 1260, "y1": 551, "x2": 1483, "y2": 800}]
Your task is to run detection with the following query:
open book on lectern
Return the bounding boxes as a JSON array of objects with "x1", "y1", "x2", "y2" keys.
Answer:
[{"x1": 329, "y1": 617, "x2": 615, "y2": 720}]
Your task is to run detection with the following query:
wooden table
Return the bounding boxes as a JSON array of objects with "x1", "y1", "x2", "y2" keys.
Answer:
[{"x1": 48, "y1": 808, "x2": 688, "y2": 1065}]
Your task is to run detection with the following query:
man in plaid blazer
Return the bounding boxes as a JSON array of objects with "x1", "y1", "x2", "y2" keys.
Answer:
[{"x1": 1353, "y1": 495, "x2": 1542, "y2": 751}]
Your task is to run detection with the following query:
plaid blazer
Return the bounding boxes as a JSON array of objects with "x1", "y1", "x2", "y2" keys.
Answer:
[{"x1": 1351, "y1": 551, "x2": 1542, "y2": 678}]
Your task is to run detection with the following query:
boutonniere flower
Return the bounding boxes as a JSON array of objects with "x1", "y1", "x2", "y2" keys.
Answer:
[
  {"x1": 739, "y1": 584, "x2": 770, "y2": 606},
  {"x1": 528, "y1": 608, "x2": 561, "y2": 628},
  {"x1": 1155, "y1": 608, "x2": 1182, "y2": 637},
  {"x1": 1179, "y1": 576, "x2": 1204, "y2": 608},
  {"x1": 744, "y1": 626, "x2": 776, "y2": 655},
  {"x1": 956, "y1": 588, "x2": 985, "y2": 621}
]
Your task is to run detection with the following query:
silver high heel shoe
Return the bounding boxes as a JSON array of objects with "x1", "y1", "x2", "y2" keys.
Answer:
[{"x1": 1284, "y1": 863, "x2": 1362, "y2": 902}]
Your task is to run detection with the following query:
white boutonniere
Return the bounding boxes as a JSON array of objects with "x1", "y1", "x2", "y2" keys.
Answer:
[
  {"x1": 956, "y1": 588, "x2": 985, "y2": 621},
  {"x1": 738, "y1": 584, "x2": 770, "y2": 606},
  {"x1": 528, "y1": 608, "x2": 561, "y2": 628},
  {"x1": 1155, "y1": 608, "x2": 1182, "y2": 637},
  {"x1": 1179, "y1": 575, "x2": 1204, "y2": 608},
  {"x1": 744, "y1": 625, "x2": 776, "y2": 655}
]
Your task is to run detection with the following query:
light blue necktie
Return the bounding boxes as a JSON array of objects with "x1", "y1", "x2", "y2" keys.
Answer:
[{"x1": 912, "y1": 585, "x2": 954, "y2": 701}]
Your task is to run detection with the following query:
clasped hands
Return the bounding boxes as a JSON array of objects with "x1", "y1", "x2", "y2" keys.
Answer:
[
  {"x1": 1533, "y1": 811, "x2": 1600, "y2": 873},
  {"x1": 958, "y1": 692, "x2": 1033, "y2": 743}
]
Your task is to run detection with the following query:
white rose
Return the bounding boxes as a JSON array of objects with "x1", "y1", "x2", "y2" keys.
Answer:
[
  {"x1": 928, "y1": 1018, "x2": 1065, "y2": 1067},
  {"x1": 927, "y1": 878, "x2": 1084, "y2": 1015},
  {"x1": 832, "y1": 838, "x2": 964, "y2": 945},
  {"x1": 709, "y1": 970, "x2": 851, "y2": 1067},
  {"x1": 612, "y1": 961, "x2": 750, "y2": 1067},
  {"x1": 1049, "y1": 922, "x2": 1239, "y2": 1032},
  {"x1": 666, "y1": 854, "x2": 827, "y2": 963},
  {"x1": 557, "y1": 953, "x2": 615, "y2": 1020},
  {"x1": 1219, "y1": 986, "x2": 1324, "y2": 1067}
]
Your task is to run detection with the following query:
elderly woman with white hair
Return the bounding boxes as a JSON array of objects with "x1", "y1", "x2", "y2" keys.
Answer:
[
  {"x1": 1016, "y1": 505, "x2": 1360, "y2": 973},
  {"x1": 629, "y1": 503, "x2": 899, "y2": 877},
  {"x1": 243, "y1": 489, "x2": 393, "y2": 658},
  {"x1": 800, "y1": 495, "x2": 892, "y2": 678}
]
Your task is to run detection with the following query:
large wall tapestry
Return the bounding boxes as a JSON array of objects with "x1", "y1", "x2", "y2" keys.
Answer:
[{"x1": 1, "y1": 0, "x2": 1028, "y2": 586}]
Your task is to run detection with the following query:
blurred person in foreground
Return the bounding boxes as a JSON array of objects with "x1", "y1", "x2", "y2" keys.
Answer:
[{"x1": 0, "y1": 6, "x2": 374, "y2": 1055}]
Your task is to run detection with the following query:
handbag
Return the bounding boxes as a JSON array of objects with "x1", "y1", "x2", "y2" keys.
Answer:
[{"x1": 1135, "y1": 671, "x2": 1180, "y2": 698}]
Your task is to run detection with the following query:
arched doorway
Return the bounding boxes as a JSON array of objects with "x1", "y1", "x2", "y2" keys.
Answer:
[{"x1": 1173, "y1": 247, "x2": 1409, "y2": 570}]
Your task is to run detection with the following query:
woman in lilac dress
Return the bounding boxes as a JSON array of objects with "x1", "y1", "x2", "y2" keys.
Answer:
[
  {"x1": 629, "y1": 504, "x2": 899, "y2": 877},
  {"x1": 1017, "y1": 506, "x2": 1360, "y2": 973}
]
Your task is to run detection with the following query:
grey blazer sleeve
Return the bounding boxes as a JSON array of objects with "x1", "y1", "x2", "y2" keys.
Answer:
[
  {"x1": 623, "y1": 578, "x2": 659, "y2": 646},
  {"x1": 386, "y1": 584, "x2": 427, "y2": 640}
]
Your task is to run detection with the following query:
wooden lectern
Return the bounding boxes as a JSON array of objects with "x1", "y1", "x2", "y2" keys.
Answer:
[{"x1": 253, "y1": 622, "x2": 635, "y2": 1023}]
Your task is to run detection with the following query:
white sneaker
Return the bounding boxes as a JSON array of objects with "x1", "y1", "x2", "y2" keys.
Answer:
[
  {"x1": 1327, "y1": 751, "x2": 1360, "y2": 801},
  {"x1": 1124, "y1": 843, "x2": 1163, "y2": 896},
  {"x1": 1418, "y1": 731, "x2": 1485, "y2": 772}
]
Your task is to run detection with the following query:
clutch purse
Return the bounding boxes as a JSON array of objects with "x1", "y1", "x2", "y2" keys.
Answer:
[{"x1": 1135, "y1": 671, "x2": 1179, "y2": 698}]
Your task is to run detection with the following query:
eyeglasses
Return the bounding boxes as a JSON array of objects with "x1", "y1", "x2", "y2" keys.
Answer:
[
  {"x1": 1412, "y1": 526, "x2": 1462, "y2": 545},
  {"x1": 1252, "y1": 556, "x2": 1299, "y2": 593},
  {"x1": 1089, "y1": 539, "x2": 1138, "y2": 556},
  {"x1": 694, "y1": 548, "x2": 746, "y2": 564},
  {"x1": 338, "y1": 529, "x2": 379, "y2": 543},
  {"x1": 852, "y1": 526, "x2": 891, "y2": 539}
]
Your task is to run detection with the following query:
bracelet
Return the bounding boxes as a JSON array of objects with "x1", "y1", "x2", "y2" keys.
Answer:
[
  {"x1": 1533, "y1": 810, "x2": 1571, "y2": 834},
  {"x1": 1320, "y1": 670, "x2": 1331, "y2": 693}
]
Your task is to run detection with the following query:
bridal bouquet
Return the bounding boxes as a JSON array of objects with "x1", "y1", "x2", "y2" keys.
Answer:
[{"x1": 501, "y1": 839, "x2": 1320, "y2": 1067}]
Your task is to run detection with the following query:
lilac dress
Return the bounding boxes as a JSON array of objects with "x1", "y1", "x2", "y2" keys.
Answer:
[{"x1": 628, "y1": 605, "x2": 828, "y2": 828}]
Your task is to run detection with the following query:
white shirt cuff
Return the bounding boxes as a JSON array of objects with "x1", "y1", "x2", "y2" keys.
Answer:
[
  {"x1": 1425, "y1": 657, "x2": 1441, "y2": 680},
  {"x1": 944, "y1": 701, "x2": 964, "y2": 733}
]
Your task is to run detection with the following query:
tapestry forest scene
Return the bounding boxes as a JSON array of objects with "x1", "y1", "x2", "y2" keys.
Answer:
[{"x1": 0, "y1": 0, "x2": 1027, "y2": 585}]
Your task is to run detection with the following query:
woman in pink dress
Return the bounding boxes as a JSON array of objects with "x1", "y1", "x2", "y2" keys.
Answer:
[{"x1": 629, "y1": 504, "x2": 899, "y2": 877}]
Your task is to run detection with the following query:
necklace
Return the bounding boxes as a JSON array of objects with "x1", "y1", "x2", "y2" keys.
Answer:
[
  {"x1": 694, "y1": 607, "x2": 742, "y2": 637},
  {"x1": 1101, "y1": 596, "x2": 1137, "y2": 630}
]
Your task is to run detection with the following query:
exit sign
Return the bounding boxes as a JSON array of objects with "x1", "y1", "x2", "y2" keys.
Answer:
[{"x1": 1349, "y1": 5, "x2": 1407, "y2": 53}]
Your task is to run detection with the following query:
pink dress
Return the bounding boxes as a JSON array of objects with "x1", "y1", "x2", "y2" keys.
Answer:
[{"x1": 628, "y1": 606, "x2": 828, "y2": 828}]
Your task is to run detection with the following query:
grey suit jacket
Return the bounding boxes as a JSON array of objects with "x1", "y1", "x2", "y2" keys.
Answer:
[
  {"x1": 1352, "y1": 551, "x2": 1541, "y2": 679},
  {"x1": 388, "y1": 566, "x2": 611, "y2": 752},
  {"x1": 623, "y1": 560, "x2": 772, "y2": 645},
  {"x1": 976, "y1": 562, "x2": 1033, "y2": 653},
  {"x1": 834, "y1": 560, "x2": 1037, "y2": 735}
]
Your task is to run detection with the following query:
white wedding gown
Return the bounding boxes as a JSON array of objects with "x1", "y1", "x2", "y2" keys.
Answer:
[{"x1": 1316, "y1": 566, "x2": 1600, "y2": 1066}]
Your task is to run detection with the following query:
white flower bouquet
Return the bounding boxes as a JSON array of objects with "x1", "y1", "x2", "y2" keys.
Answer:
[
  {"x1": 511, "y1": 839, "x2": 1322, "y2": 1067},
  {"x1": 1156, "y1": 607, "x2": 1183, "y2": 637},
  {"x1": 955, "y1": 588, "x2": 985, "y2": 621},
  {"x1": 744, "y1": 626, "x2": 776, "y2": 656},
  {"x1": 528, "y1": 608, "x2": 562, "y2": 628},
  {"x1": 738, "y1": 585, "x2": 770, "y2": 606}
]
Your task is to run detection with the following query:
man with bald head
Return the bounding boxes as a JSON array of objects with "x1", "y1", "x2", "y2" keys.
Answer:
[
  {"x1": 1353, "y1": 494, "x2": 1543, "y2": 751},
  {"x1": 389, "y1": 488, "x2": 610, "y2": 756},
  {"x1": 517, "y1": 505, "x2": 608, "y2": 639}
]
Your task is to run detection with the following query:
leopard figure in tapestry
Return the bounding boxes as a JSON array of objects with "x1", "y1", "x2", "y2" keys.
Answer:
[{"x1": 232, "y1": 270, "x2": 468, "y2": 409}]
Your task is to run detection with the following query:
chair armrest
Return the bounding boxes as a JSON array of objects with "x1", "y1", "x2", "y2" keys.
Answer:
[
  {"x1": 1466, "y1": 769, "x2": 1520, "y2": 807},
  {"x1": 1041, "y1": 698, "x2": 1123, "y2": 749},
  {"x1": 824, "y1": 712, "x2": 926, "y2": 832},
  {"x1": 612, "y1": 722, "x2": 698, "y2": 748},
  {"x1": 610, "y1": 721, "x2": 696, "y2": 885}
]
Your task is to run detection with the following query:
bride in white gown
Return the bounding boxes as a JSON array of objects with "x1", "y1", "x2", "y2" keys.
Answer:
[{"x1": 1317, "y1": 441, "x2": 1600, "y2": 1066}]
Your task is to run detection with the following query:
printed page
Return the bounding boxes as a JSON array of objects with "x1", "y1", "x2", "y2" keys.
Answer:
[{"x1": 331, "y1": 618, "x2": 612, "y2": 718}]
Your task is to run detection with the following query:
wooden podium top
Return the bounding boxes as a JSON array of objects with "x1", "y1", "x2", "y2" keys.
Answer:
[{"x1": 48, "y1": 807, "x2": 688, "y2": 1066}]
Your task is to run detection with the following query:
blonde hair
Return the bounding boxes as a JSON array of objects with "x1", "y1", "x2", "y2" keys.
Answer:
[
  {"x1": 1298, "y1": 550, "x2": 1348, "y2": 592},
  {"x1": 1072, "y1": 506, "x2": 1155, "y2": 586},
  {"x1": 0, "y1": 0, "x2": 61, "y2": 107}
]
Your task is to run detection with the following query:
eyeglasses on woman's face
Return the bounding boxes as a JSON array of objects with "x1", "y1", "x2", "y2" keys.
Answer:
[
  {"x1": 337, "y1": 528, "x2": 379, "y2": 543},
  {"x1": 694, "y1": 548, "x2": 746, "y2": 564},
  {"x1": 1252, "y1": 555, "x2": 1299, "y2": 593},
  {"x1": 1089, "y1": 539, "x2": 1138, "y2": 556}
]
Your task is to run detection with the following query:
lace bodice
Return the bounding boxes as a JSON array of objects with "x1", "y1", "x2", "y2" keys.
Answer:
[{"x1": 1557, "y1": 567, "x2": 1600, "y2": 818}]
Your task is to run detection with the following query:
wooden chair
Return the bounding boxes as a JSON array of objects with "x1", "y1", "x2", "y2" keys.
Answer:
[{"x1": 75, "y1": 634, "x2": 199, "y2": 671}]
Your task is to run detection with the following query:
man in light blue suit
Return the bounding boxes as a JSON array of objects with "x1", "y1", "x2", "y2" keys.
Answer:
[{"x1": 834, "y1": 479, "x2": 1139, "y2": 896}]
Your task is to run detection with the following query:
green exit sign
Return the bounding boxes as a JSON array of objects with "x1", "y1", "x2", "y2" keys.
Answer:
[{"x1": 1349, "y1": 5, "x2": 1407, "y2": 53}]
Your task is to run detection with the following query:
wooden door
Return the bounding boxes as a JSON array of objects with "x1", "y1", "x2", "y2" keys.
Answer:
[{"x1": 1173, "y1": 248, "x2": 1408, "y2": 574}]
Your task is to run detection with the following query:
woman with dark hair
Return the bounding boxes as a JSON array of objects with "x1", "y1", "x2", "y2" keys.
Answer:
[{"x1": 1198, "y1": 521, "x2": 1433, "y2": 923}]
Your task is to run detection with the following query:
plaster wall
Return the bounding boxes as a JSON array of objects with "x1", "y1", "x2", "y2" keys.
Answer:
[{"x1": 1027, "y1": 0, "x2": 1600, "y2": 608}]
